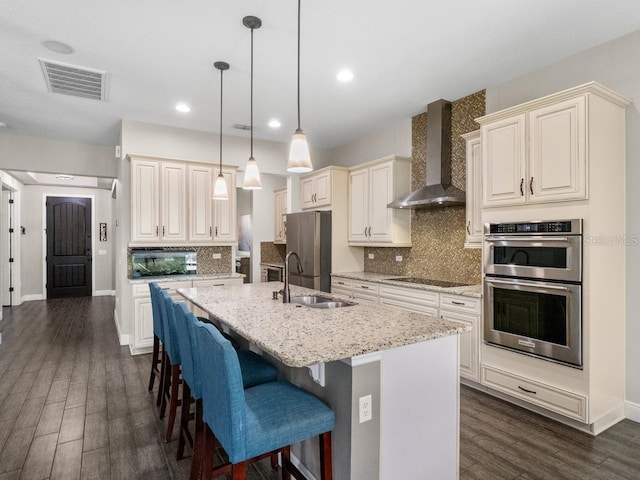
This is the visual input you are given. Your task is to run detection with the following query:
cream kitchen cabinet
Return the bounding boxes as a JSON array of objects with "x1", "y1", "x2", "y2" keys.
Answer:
[
  {"x1": 301, "y1": 168, "x2": 331, "y2": 209},
  {"x1": 348, "y1": 156, "x2": 411, "y2": 246},
  {"x1": 478, "y1": 82, "x2": 626, "y2": 208},
  {"x1": 130, "y1": 155, "x2": 236, "y2": 246},
  {"x1": 461, "y1": 130, "x2": 482, "y2": 248},
  {"x1": 300, "y1": 166, "x2": 348, "y2": 211},
  {"x1": 274, "y1": 187, "x2": 287, "y2": 244},
  {"x1": 212, "y1": 169, "x2": 237, "y2": 244},
  {"x1": 131, "y1": 157, "x2": 187, "y2": 243},
  {"x1": 439, "y1": 294, "x2": 481, "y2": 383},
  {"x1": 379, "y1": 284, "x2": 439, "y2": 317}
]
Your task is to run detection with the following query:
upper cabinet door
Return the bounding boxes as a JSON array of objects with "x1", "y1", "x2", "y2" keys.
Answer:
[
  {"x1": 528, "y1": 96, "x2": 586, "y2": 203},
  {"x1": 131, "y1": 158, "x2": 161, "y2": 243},
  {"x1": 482, "y1": 114, "x2": 527, "y2": 207},
  {"x1": 301, "y1": 177, "x2": 315, "y2": 209},
  {"x1": 312, "y1": 171, "x2": 331, "y2": 207},
  {"x1": 213, "y1": 169, "x2": 237, "y2": 244},
  {"x1": 348, "y1": 168, "x2": 369, "y2": 243},
  {"x1": 463, "y1": 131, "x2": 483, "y2": 248},
  {"x1": 368, "y1": 161, "x2": 393, "y2": 242},
  {"x1": 161, "y1": 162, "x2": 188, "y2": 242},
  {"x1": 188, "y1": 164, "x2": 213, "y2": 242}
]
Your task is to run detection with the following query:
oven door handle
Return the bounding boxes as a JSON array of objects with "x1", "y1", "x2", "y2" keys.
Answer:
[
  {"x1": 485, "y1": 236, "x2": 570, "y2": 242},
  {"x1": 486, "y1": 278, "x2": 570, "y2": 291}
]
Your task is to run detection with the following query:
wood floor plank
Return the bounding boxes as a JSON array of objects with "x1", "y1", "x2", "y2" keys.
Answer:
[
  {"x1": 65, "y1": 382, "x2": 87, "y2": 409},
  {"x1": 20, "y1": 432, "x2": 58, "y2": 480},
  {"x1": 58, "y1": 405, "x2": 85, "y2": 444},
  {"x1": 50, "y1": 438, "x2": 82, "y2": 480},
  {"x1": 0, "y1": 390, "x2": 28, "y2": 424},
  {"x1": 35, "y1": 401, "x2": 65, "y2": 437},
  {"x1": 45, "y1": 380, "x2": 70, "y2": 405},
  {"x1": 80, "y1": 447, "x2": 110, "y2": 480},
  {"x1": 13, "y1": 395, "x2": 46, "y2": 430},
  {"x1": 0, "y1": 470, "x2": 21, "y2": 480},
  {"x1": 0, "y1": 426, "x2": 35, "y2": 474},
  {"x1": 83, "y1": 411, "x2": 108, "y2": 453}
]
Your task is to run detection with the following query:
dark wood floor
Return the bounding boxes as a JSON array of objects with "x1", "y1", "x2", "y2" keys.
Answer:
[{"x1": 0, "y1": 297, "x2": 638, "y2": 480}]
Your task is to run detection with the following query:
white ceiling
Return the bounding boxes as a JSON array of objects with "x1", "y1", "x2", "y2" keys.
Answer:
[{"x1": 1, "y1": 0, "x2": 639, "y2": 151}]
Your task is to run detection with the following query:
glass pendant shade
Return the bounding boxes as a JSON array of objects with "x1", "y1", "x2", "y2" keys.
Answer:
[
  {"x1": 287, "y1": 128, "x2": 312, "y2": 173},
  {"x1": 242, "y1": 157, "x2": 262, "y2": 189},
  {"x1": 213, "y1": 173, "x2": 228, "y2": 200}
]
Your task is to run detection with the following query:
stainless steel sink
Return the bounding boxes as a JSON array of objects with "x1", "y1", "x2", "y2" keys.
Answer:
[{"x1": 290, "y1": 295, "x2": 355, "y2": 309}]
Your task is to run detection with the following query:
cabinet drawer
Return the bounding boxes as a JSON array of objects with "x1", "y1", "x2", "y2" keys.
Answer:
[
  {"x1": 352, "y1": 280, "x2": 379, "y2": 295},
  {"x1": 481, "y1": 365, "x2": 587, "y2": 422},
  {"x1": 379, "y1": 297, "x2": 438, "y2": 317},
  {"x1": 331, "y1": 277, "x2": 353, "y2": 289},
  {"x1": 193, "y1": 278, "x2": 242, "y2": 288},
  {"x1": 380, "y1": 285, "x2": 439, "y2": 308},
  {"x1": 440, "y1": 294, "x2": 481, "y2": 314}
]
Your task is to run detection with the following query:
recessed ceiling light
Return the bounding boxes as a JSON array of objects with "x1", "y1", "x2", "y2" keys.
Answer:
[
  {"x1": 0, "y1": 122, "x2": 7, "y2": 128},
  {"x1": 268, "y1": 119, "x2": 281, "y2": 128},
  {"x1": 42, "y1": 40, "x2": 75, "y2": 55},
  {"x1": 175, "y1": 103, "x2": 191, "y2": 113},
  {"x1": 337, "y1": 69, "x2": 354, "y2": 82}
]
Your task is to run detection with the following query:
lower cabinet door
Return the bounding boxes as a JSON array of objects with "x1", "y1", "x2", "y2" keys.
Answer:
[
  {"x1": 134, "y1": 297, "x2": 154, "y2": 350},
  {"x1": 440, "y1": 309, "x2": 480, "y2": 383}
]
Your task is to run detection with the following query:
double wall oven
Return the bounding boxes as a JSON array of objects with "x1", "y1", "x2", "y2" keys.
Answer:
[{"x1": 484, "y1": 219, "x2": 583, "y2": 367}]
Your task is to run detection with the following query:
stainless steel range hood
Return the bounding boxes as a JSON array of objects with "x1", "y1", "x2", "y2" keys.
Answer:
[{"x1": 388, "y1": 99, "x2": 466, "y2": 209}]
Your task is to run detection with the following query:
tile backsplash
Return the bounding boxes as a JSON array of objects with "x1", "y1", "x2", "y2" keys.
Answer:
[
  {"x1": 364, "y1": 90, "x2": 485, "y2": 284},
  {"x1": 260, "y1": 242, "x2": 286, "y2": 264}
]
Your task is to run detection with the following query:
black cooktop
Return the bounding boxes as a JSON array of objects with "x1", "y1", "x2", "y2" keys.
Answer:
[{"x1": 388, "y1": 277, "x2": 472, "y2": 288}]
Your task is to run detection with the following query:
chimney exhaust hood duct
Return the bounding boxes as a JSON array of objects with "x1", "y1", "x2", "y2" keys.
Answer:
[{"x1": 388, "y1": 99, "x2": 466, "y2": 209}]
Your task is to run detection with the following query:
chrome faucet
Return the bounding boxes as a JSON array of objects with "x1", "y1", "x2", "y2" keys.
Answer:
[{"x1": 281, "y1": 251, "x2": 303, "y2": 303}]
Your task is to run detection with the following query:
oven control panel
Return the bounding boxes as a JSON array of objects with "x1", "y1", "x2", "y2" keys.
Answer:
[{"x1": 487, "y1": 219, "x2": 581, "y2": 235}]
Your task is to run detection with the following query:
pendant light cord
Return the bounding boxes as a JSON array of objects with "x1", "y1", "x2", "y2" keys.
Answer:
[
  {"x1": 296, "y1": 0, "x2": 301, "y2": 131},
  {"x1": 250, "y1": 27, "x2": 254, "y2": 158},
  {"x1": 219, "y1": 68, "x2": 224, "y2": 175}
]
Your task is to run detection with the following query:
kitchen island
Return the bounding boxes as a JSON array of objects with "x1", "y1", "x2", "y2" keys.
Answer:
[{"x1": 178, "y1": 282, "x2": 470, "y2": 480}]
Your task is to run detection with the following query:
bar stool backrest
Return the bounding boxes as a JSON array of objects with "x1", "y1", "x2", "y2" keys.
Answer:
[
  {"x1": 149, "y1": 282, "x2": 164, "y2": 342},
  {"x1": 160, "y1": 290, "x2": 181, "y2": 364},
  {"x1": 173, "y1": 302, "x2": 202, "y2": 399},
  {"x1": 194, "y1": 321, "x2": 247, "y2": 461}
]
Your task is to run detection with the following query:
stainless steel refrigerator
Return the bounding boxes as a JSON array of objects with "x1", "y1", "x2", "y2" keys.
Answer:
[{"x1": 286, "y1": 211, "x2": 331, "y2": 292}]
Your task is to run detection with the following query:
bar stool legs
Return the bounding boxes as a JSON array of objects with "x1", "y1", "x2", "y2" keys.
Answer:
[
  {"x1": 164, "y1": 364, "x2": 182, "y2": 442},
  {"x1": 148, "y1": 335, "x2": 162, "y2": 392}
]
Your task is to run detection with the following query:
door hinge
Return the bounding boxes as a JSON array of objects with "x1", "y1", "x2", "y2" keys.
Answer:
[
  {"x1": 9, "y1": 287, "x2": 14, "y2": 292},
  {"x1": 8, "y1": 228, "x2": 13, "y2": 233},
  {"x1": 8, "y1": 258, "x2": 14, "y2": 263},
  {"x1": 8, "y1": 199, "x2": 14, "y2": 204}
]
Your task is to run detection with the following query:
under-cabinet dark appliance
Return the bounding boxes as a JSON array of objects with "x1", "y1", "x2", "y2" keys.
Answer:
[{"x1": 483, "y1": 220, "x2": 583, "y2": 367}]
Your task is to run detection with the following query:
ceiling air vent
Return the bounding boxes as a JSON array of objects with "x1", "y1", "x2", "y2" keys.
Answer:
[{"x1": 39, "y1": 58, "x2": 108, "y2": 101}]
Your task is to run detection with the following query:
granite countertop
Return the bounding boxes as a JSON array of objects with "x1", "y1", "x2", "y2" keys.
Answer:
[
  {"x1": 260, "y1": 262, "x2": 285, "y2": 268},
  {"x1": 177, "y1": 282, "x2": 470, "y2": 368},
  {"x1": 128, "y1": 273, "x2": 245, "y2": 284},
  {"x1": 332, "y1": 271, "x2": 482, "y2": 298}
]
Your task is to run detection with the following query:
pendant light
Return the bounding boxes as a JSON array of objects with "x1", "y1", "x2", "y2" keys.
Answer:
[
  {"x1": 287, "y1": 0, "x2": 313, "y2": 173},
  {"x1": 213, "y1": 61, "x2": 229, "y2": 200},
  {"x1": 242, "y1": 16, "x2": 263, "y2": 189}
]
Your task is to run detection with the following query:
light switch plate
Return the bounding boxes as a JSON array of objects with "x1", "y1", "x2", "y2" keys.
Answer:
[
  {"x1": 368, "y1": 253, "x2": 374, "y2": 260},
  {"x1": 395, "y1": 255, "x2": 403, "y2": 262},
  {"x1": 213, "y1": 253, "x2": 222, "y2": 259}
]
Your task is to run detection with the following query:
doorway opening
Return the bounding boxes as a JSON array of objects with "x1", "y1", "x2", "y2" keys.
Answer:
[{"x1": 45, "y1": 196, "x2": 93, "y2": 298}]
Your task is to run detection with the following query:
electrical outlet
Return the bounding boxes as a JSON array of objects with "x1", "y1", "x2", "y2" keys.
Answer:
[
  {"x1": 395, "y1": 255, "x2": 403, "y2": 262},
  {"x1": 212, "y1": 253, "x2": 222, "y2": 259},
  {"x1": 368, "y1": 253, "x2": 374, "y2": 260},
  {"x1": 359, "y1": 394, "x2": 372, "y2": 423}
]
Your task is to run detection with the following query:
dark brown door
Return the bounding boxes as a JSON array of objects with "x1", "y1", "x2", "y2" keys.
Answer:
[{"x1": 46, "y1": 196, "x2": 92, "y2": 298}]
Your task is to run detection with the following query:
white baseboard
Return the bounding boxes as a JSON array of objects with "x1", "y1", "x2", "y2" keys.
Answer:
[
  {"x1": 625, "y1": 400, "x2": 640, "y2": 423},
  {"x1": 21, "y1": 294, "x2": 45, "y2": 302},
  {"x1": 94, "y1": 290, "x2": 116, "y2": 297},
  {"x1": 113, "y1": 309, "x2": 129, "y2": 346}
]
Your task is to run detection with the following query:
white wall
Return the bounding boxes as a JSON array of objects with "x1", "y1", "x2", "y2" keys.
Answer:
[
  {"x1": 0, "y1": 131, "x2": 116, "y2": 178},
  {"x1": 484, "y1": 30, "x2": 640, "y2": 406},
  {"x1": 331, "y1": 118, "x2": 412, "y2": 168},
  {"x1": 20, "y1": 185, "x2": 114, "y2": 297}
]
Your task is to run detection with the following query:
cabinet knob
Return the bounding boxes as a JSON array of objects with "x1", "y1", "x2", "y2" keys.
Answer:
[
  {"x1": 466, "y1": 221, "x2": 471, "y2": 235},
  {"x1": 162, "y1": 226, "x2": 165, "y2": 236},
  {"x1": 529, "y1": 177, "x2": 534, "y2": 195},
  {"x1": 156, "y1": 226, "x2": 159, "y2": 237},
  {"x1": 520, "y1": 178, "x2": 524, "y2": 196}
]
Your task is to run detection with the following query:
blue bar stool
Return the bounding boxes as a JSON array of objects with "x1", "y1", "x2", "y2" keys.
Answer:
[
  {"x1": 147, "y1": 282, "x2": 165, "y2": 408},
  {"x1": 159, "y1": 289, "x2": 183, "y2": 441},
  {"x1": 172, "y1": 301, "x2": 280, "y2": 479},
  {"x1": 194, "y1": 321, "x2": 335, "y2": 480}
]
